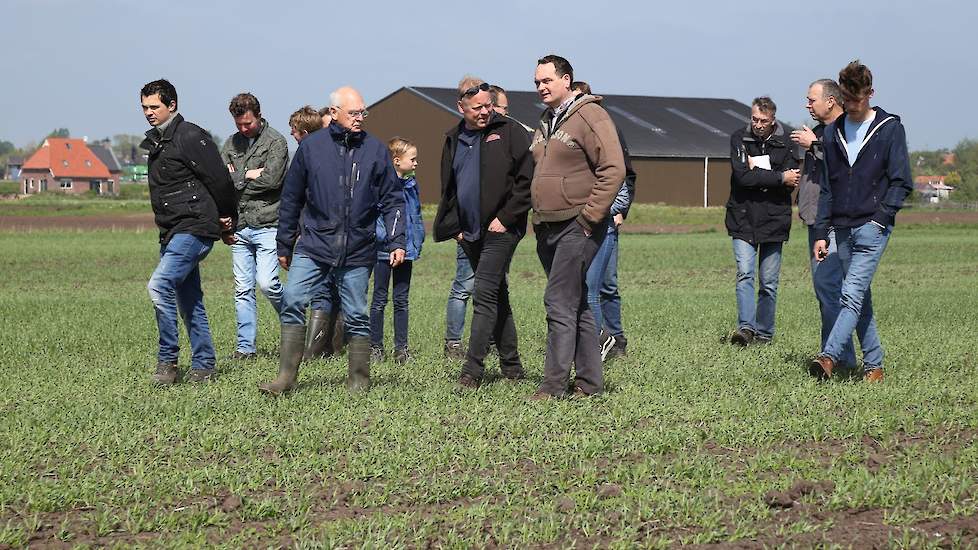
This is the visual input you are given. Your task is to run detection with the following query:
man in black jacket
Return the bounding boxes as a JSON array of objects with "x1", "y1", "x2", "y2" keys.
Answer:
[
  {"x1": 725, "y1": 96, "x2": 801, "y2": 346},
  {"x1": 433, "y1": 76, "x2": 534, "y2": 388},
  {"x1": 139, "y1": 79, "x2": 237, "y2": 385}
]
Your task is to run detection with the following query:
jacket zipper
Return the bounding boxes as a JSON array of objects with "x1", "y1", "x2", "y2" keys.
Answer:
[{"x1": 391, "y1": 209, "x2": 401, "y2": 239}]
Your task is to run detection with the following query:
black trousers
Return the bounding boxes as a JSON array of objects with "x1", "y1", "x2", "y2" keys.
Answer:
[
  {"x1": 459, "y1": 231, "x2": 523, "y2": 380},
  {"x1": 535, "y1": 218, "x2": 606, "y2": 395}
]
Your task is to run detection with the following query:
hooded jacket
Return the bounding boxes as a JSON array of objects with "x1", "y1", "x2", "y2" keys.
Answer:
[
  {"x1": 140, "y1": 114, "x2": 237, "y2": 244},
  {"x1": 529, "y1": 94, "x2": 625, "y2": 232},
  {"x1": 725, "y1": 121, "x2": 801, "y2": 244},
  {"x1": 433, "y1": 113, "x2": 534, "y2": 241},
  {"x1": 376, "y1": 175, "x2": 424, "y2": 261},
  {"x1": 220, "y1": 119, "x2": 289, "y2": 230},
  {"x1": 814, "y1": 107, "x2": 912, "y2": 241},
  {"x1": 277, "y1": 122, "x2": 405, "y2": 268}
]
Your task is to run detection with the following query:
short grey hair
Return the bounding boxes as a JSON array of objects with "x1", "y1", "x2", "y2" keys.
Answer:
[
  {"x1": 752, "y1": 96, "x2": 777, "y2": 115},
  {"x1": 329, "y1": 90, "x2": 342, "y2": 109},
  {"x1": 811, "y1": 78, "x2": 843, "y2": 104}
]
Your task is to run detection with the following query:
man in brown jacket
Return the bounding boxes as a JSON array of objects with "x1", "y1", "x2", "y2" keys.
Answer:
[{"x1": 529, "y1": 54, "x2": 625, "y2": 399}]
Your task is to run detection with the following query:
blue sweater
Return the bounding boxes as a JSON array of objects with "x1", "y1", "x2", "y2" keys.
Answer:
[{"x1": 814, "y1": 107, "x2": 913, "y2": 241}]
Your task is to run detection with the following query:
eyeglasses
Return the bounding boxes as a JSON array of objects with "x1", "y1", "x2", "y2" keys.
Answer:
[
  {"x1": 346, "y1": 109, "x2": 368, "y2": 119},
  {"x1": 459, "y1": 82, "x2": 490, "y2": 99}
]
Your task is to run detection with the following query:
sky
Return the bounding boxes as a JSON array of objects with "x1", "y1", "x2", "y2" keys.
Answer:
[{"x1": 1, "y1": 0, "x2": 973, "y2": 152}]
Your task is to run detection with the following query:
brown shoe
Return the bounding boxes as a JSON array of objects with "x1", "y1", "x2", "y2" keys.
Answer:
[
  {"x1": 569, "y1": 386, "x2": 589, "y2": 399},
  {"x1": 864, "y1": 368, "x2": 884, "y2": 383},
  {"x1": 528, "y1": 389, "x2": 555, "y2": 401},
  {"x1": 456, "y1": 373, "x2": 480, "y2": 390},
  {"x1": 809, "y1": 356, "x2": 835, "y2": 380},
  {"x1": 153, "y1": 362, "x2": 179, "y2": 385}
]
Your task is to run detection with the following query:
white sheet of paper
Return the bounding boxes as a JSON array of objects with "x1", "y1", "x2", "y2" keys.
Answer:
[{"x1": 749, "y1": 155, "x2": 772, "y2": 170}]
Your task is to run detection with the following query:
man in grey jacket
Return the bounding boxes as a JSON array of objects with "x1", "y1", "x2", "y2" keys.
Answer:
[
  {"x1": 220, "y1": 92, "x2": 289, "y2": 360},
  {"x1": 791, "y1": 79, "x2": 877, "y2": 372}
]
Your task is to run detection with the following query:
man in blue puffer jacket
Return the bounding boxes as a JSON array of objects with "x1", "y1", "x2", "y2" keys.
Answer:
[
  {"x1": 810, "y1": 60, "x2": 913, "y2": 383},
  {"x1": 260, "y1": 87, "x2": 405, "y2": 395}
]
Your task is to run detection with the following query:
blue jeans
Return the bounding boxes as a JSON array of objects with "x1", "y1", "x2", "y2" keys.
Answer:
[
  {"x1": 231, "y1": 227, "x2": 283, "y2": 353},
  {"x1": 822, "y1": 222, "x2": 889, "y2": 371},
  {"x1": 732, "y1": 239, "x2": 784, "y2": 340},
  {"x1": 445, "y1": 243, "x2": 474, "y2": 341},
  {"x1": 370, "y1": 259, "x2": 413, "y2": 350},
  {"x1": 586, "y1": 221, "x2": 622, "y2": 335},
  {"x1": 310, "y1": 274, "x2": 339, "y2": 312},
  {"x1": 147, "y1": 233, "x2": 216, "y2": 370},
  {"x1": 279, "y1": 253, "x2": 370, "y2": 338}
]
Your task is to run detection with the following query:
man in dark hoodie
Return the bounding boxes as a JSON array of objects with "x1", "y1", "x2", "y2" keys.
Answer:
[
  {"x1": 529, "y1": 55, "x2": 625, "y2": 399},
  {"x1": 259, "y1": 86, "x2": 405, "y2": 395},
  {"x1": 434, "y1": 76, "x2": 534, "y2": 389},
  {"x1": 725, "y1": 97, "x2": 801, "y2": 346},
  {"x1": 810, "y1": 61, "x2": 912, "y2": 383},
  {"x1": 792, "y1": 79, "x2": 880, "y2": 373},
  {"x1": 139, "y1": 79, "x2": 237, "y2": 385}
]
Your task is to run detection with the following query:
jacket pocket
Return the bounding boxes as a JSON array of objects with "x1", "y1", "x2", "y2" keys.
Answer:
[
  {"x1": 161, "y1": 183, "x2": 202, "y2": 217},
  {"x1": 531, "y1": 174, "x2": 566, "y2": 211}
]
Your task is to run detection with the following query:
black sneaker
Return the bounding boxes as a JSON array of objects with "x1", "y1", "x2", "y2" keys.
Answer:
[
  {"x1": 604, "y1": 338, "x2": 627, "y2": 361},
  {"x1": 229, "y1": 350, "x2": 257, "y2": 361},
  {"x1": 730, "y1": 327, "x2": 755, "y2": 346},
  {"x1": 599, "y1": 330, "x2": 617, "y2": 361},
  {"x1": 153, "y1": 362, "x2": 179, "y2": 385},
  {"x1": 369, "y1": 346, "x2": 386, "y2": 364},
  {"x1": 186, "y1": 368, "x2": 217, "y2": 384},
  {"x1": 443, "y1": 340, "x2": 465, "y2": 360},
  {"x1": 393, "y1": 348, "x2": 411, "y2": 365}
]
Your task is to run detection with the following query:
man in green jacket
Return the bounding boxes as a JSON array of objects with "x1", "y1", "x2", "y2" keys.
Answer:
[{"x1": 220, "y1": 92, "x2": 289, "y2": 360}]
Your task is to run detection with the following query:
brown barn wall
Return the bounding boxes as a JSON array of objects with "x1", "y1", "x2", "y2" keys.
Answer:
[{"x1": 363, "y1": 90, "x2": 460, "y2": 204}]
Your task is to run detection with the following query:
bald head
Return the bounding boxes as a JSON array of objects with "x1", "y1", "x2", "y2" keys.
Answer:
[{"x1": 329, "y1": 86, "x2": 367, "y2": 132}]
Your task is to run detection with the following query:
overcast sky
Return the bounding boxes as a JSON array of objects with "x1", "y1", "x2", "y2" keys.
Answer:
[{"x1": 1, "y1": 0, "x2": 972, "y2": 151}]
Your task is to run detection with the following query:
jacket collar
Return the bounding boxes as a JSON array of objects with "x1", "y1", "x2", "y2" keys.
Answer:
[
  {"x1": 742, "y1": 120, "x2": 788, "y2": 147},
  {"x1": 145, "y1": 113, "x2": 184, "y2": 143},
  {"x1": 328, "y1": 121, "x2": 364, "y2": 147},
  {"x1": 539, "y1": 93, "x2": 603, "y2": 135},
  {"x1": 835, "y1": 106, "x2": 898, "y2": 141}
]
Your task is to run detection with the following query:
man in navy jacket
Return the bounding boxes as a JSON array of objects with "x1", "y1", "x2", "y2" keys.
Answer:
[
  {"x1": 810, "y1": 61, "x2": 913, "y2": 383},
  {"x1": 260, "y1": 86, "x2": 405, "y2": 395}
]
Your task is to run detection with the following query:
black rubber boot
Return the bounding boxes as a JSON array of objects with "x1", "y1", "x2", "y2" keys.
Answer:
[
  {"x1": 346, "y1": 335, "x2": 370, "y2": 393},
  {"x1": 259, "y1": 324, "x2": 305, "y2": 396},
  {"x1": 330, "y1": 311, "x2": 346, "y2": 355},
  {"x1": 303, "y1": 309, "x2": 332, "y2": 361}
]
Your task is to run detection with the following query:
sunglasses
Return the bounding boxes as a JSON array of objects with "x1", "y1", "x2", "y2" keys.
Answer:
[{"x1": 459, "y1": 82, "x2": 490, "y2": 99}]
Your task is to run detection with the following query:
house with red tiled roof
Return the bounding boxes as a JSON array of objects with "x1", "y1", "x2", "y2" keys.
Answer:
[{"x1": 20, "y1": 138, "x2": 118, "y2": 196}]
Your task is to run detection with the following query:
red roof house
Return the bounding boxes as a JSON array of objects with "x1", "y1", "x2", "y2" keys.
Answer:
[{"x1": 20, "y1": 138, "x2": 118, "y2": 195}]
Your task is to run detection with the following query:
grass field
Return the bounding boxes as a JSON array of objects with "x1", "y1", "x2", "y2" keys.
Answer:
[{"x1": 1, "y1": 218, "x2": 977, "y2": 547}]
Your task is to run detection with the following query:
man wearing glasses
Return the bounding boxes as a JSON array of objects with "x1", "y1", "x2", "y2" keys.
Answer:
[
  {"x1": 260, "y1": 86, "x2": 406, "y2": 395},
  {"x1": 528, "y1": 55, "x2": 625, "y2": 399},
  {"x1": 434, "y1": 76, "x2": 534, "y2": 389},
  {"x1": 725, "y1": 97, "x2": 801, "y2": 347}
]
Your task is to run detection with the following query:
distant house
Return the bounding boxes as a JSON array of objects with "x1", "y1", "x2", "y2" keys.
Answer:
[
  {"x1": 914, "y1": 175, "x2": 955, "y2": 203},
  {"x1": 4, "y1": 156, "x2": 23, "y2": 180},
  {"x1": 363, "y1": 86, "x2": 771, "y2": 206},
  {"x1": 20, "y1": 138, "x2": 118, "y2": 195}
]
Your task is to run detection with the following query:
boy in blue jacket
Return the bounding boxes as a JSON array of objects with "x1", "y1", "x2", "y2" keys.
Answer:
[
  {"x1": 370, "y1": 138, "x2": 425, "y2": 365},
  {"x1": 810, "y1": 61, "x2": 913, "y2": 383}
]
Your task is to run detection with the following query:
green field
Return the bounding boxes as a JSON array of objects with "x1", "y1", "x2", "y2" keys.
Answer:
[{"x1": 1, "y1": 221, "x2": 977, "y2": 547}]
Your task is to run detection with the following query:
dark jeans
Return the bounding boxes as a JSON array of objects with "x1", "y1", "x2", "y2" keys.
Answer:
[
  {"x1": 459, "y1": 231, "x2": 522, "y2": 380},
  {"x1": 369, "y1": 259, "x2": 413, "y2": 350},
  {"x1": 535, "y1": 219, "x2": 605, "y2": 395}
]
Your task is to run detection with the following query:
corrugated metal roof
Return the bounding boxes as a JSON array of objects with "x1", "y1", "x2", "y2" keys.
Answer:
[{"x1": 402, "y1": 87, "x2": 757, "y2": 158}]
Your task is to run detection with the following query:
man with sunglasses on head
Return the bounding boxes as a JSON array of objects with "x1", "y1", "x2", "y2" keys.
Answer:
[
  {"x1": 435, "y1": 76, "x2": 534, "y2": 389},
  {"x1": 260, "y1": 86, "x2": 405, "y2": 395}
]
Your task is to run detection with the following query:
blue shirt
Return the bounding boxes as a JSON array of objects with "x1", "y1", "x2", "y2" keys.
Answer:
[
  {"x1": 843, "y1": 111, "x2": 875, "y2": 164},
  {"x1": 453, "y1": 126, "x2": 481, "y2": 241}
]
